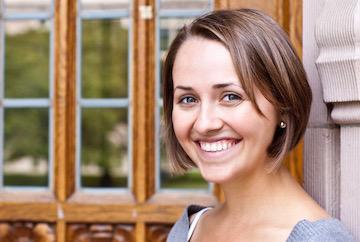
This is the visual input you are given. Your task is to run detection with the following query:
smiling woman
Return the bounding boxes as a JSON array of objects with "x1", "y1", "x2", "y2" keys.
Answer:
[
  {"x1": 171, "y1": 38, "x2": 279, "y2": 184},
  {"x1": 162, "y1": 9, "x2": 355, "y2": 242}
]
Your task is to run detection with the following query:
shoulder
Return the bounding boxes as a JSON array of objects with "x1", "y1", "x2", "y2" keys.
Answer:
[
  {"x1": 287, "y1": 218, "x2": 356, "y2": 242},
  {"x1": 166, "y1": 205, "x2": 207, "y2": 242}
]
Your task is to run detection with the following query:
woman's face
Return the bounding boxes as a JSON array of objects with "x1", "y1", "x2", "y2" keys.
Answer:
[{"x1": 172, "y1": 37, "x2": 279, "y2": 183}]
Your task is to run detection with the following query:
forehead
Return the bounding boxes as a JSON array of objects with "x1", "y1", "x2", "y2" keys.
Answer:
[{"x1": 172, "y1": 37, "x2": 240, "y2": 87}]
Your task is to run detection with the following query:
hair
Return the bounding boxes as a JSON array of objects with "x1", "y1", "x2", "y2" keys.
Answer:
[{"x1": 162, "y1": 9, "x2": 312, "y2": 172}]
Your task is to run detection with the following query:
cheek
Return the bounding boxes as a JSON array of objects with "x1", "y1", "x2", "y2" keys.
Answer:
[
  {"x1": 222, "y1": 105, "x2": 260, "y2": 135},
  {"x1": 225, "y1": 104, "x2": 277, "y2": 145},
  {"x1": 172, "y1": 108, "x2": 191, "y2": 142}
]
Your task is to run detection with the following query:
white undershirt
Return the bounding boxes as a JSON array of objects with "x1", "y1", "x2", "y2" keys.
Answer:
[{"x1": 187, "y1": 207, "x2": 212, "y2": 242}]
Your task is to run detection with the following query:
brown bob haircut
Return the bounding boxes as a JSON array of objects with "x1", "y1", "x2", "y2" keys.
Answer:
[{"x1": 162, "y1": 9, "x2": 312, "y2": 172}]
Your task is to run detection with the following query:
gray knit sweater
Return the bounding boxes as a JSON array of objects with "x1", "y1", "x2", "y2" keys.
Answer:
[{"x1": 167, "y1": 205, "x2": 356, "y2": 242}]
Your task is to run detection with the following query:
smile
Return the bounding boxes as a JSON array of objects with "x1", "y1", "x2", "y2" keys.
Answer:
[{"x1": 198, "y1": 139, "x2": 240, "y2": 152}]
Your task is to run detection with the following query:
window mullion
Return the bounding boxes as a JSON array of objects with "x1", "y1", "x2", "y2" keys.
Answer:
[
  {"x1": 132, "y1": 0, "x2": 156, "y2": 203},
  {"x1": 54, "y1": 0, "x2": 77, "y2": 201}
]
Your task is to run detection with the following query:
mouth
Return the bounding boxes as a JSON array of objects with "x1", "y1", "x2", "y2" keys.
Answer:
[{"x1": 196, "y1": 139, "x2": 241, "y2": 153}]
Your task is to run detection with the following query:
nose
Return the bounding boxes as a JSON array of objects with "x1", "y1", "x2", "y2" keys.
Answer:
[{"x1": 193, "y1": 104, "x2": 223, "y2": 135}]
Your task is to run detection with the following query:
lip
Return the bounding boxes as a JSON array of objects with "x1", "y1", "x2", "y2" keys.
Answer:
[
  {"x1": 194, "y1": 138, "x2": 242, "y2": 161},
  {"x1": 193, "y1": 136, "x2": 241, "y2": 142}
]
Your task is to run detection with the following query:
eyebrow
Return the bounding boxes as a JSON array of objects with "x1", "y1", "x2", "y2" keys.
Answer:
[{"x1": 174, "y1": 82, "x2": 241, "y2": 91}]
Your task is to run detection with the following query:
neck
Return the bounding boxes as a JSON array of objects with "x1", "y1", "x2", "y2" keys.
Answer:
[{"x1": 218, "y1": 165, "x2": 301, "y2": 225}]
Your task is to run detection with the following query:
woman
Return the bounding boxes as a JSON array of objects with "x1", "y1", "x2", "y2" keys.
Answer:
[{"x1": 163, "y1": 9, "x2": 355, "y2": 242}]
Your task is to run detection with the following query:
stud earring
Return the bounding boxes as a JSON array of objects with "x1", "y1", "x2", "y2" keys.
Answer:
[{"x1": 279, "y1": 121, "x2": 287, "y2": 129}]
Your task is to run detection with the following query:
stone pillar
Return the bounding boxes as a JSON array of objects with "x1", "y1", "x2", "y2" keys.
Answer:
[
  {"x1": 303, "y1": 0, "x2": 360, "y2": 239},
  {"x1": 303, "y1": 0, "x2": 340, "y2": 218}
]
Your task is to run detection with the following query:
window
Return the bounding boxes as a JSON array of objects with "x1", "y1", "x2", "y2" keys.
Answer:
[
  {"x1": 77, "y1": 0, "x2": 131, "y2": 189},
  {"x1": 2, "y1": 0, "x2": 53, "y2": 188}
]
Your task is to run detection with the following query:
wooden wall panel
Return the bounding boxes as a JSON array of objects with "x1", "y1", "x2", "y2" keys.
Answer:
[
  {"x1": 289, "y1": 0, "x2": 303, "y2": 57},
  {"x1": 0, "y1": 222, "x2": 55, "y2": 242},
  {"x1": 67, "y1": 224, "x2": 135, "y2": 242},
  {"x1": 214, "y1": 0, "x2": 229, "y2": 9},
  {"x1": 147, "y1": 224, "x2": 171, "y2": 242}
]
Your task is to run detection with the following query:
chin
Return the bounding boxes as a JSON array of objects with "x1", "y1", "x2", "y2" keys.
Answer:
[
  {"x1": 199, "y1": 166, "x2": 239, "y2": 184},
  {"x1": 203, "y1": 176, "x2": 231, "y2": 184}
]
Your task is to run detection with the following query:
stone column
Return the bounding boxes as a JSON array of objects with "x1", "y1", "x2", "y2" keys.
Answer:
[{"x1": 303, "y1": 0, "x2": 360, "y2": 239}]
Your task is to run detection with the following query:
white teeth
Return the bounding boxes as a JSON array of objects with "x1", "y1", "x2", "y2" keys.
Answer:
[{"x1": 199, "y1": 140, "x2": 237, "y2": 152}]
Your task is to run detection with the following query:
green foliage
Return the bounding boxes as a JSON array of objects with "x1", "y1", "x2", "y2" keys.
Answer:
[
  {"x1": 5, "y1": 20, "x2": 129, "y2": 187},
  {"x1": 5, "y1": 22, "x2": 49, "y2": 169},
  {"x1": 80, "y1": 20, "x2": 129, "y2": 187},
  {"x1": 4, "y1": 109, "x2": 48, "y2": 164},
  {"x1": 81, "y1": 174, "x2": 127, "y2": 188},
  {"x1": 4, "y1": 174, "x2": 48, "y2": 187},
  {"x1": 81, "y1": 108, "x2": 128, "y2": 187},
  {"x1": 82, "y1": 20, "x2": 128, "y2": 98},
  {"x1": 5, "y1": 23, "x2": 49, "y2": 97}
]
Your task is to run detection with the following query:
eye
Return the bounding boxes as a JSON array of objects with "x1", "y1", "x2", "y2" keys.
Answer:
[
  {"x1": 222, "y1": 93, "x2": 242, "y2": 102},
  {"x1": 179, "y1": 96, "x2": 197, "y2": 104}
]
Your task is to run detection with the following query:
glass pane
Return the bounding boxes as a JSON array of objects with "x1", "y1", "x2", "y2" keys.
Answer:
[
  {"x1": 5, "y1": 0, "x2": 51, "y2": 14},
  {"x1": 81, "y1": 108, "x2": 128, "y2": 188},
  {"x1": 82, "y1": 19, "x2": 129, "y2": 98},
  {"x1": 5, "y1": 20, "x2": 50, "y2": 98},
  {"x1": 4, "y1": 108, "x2": 49, "y2": 187},
  {"x1": 159, "y1": 108, "x2": 207, "y2": 189},
  {"x1": 160, "y1": 0, "x2": 209, "y2": 10},
  {"x1": 159, "y1": 18, "x2": 193, "y2": 97},
  {"x1": 81, "y1": 0, "x2": 129, "y2": 11}
]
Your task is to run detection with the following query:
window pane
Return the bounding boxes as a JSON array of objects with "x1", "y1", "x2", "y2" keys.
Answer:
[
  {"x1": 160, "y1": 0, "x2": 209, "y2": 10},
  {"x1": 158, "y1": 108, "x2": 207, "y2": 189},
  {"x1": 81, "y1": 108, "x2": 128, "y2": 188},
  {"x1": 4, "y1": 108, "x2": 49, "y2": 187},
  {"x1": 159, "y1": 18, "x2": 193, "y2": 97},
  {"x1": 5, "y1": 0, "x2": 51, "y2": 13},
  {"x1": 5, "y1": 20, "x2": 50, "y2": 98},
  {"x1": 82, "y1": 19, "x2": 129, "y2": 98},
  {"x1": 81, "y1": 0, "x2": 129, "y2": 11}
]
